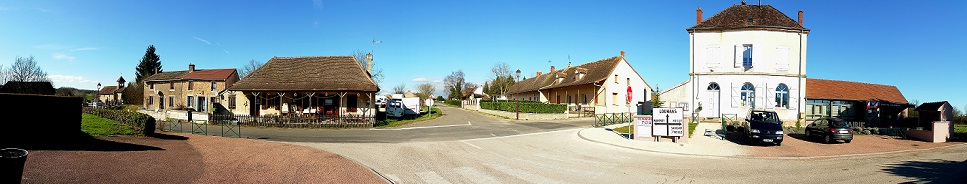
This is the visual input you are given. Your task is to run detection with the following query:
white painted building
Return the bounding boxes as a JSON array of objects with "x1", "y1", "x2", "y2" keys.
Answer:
[{"x1": 660, "y1": 4, "x2": 808, "y2": 120}]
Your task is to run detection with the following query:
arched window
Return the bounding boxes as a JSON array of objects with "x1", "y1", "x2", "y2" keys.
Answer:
[
  {"x1": 707, "y1": 82, "x2": 720, "y2": 91},
  {"x1": 775, "y1": 84, "x2": 789, "y2": 108},
  {"x1": 741, "y1": 83, "x2": 755, "y2": 108}
]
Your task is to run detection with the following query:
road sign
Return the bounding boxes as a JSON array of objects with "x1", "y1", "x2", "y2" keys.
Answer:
[
  {"x1": 653, "y1": 108, "x2": 684, "y2": 137},
  {"x1": 425, "y1": 99, "x2": 434, "y2": 107},
  {"x1": 634, "y1": 115, "x2": 653, "y2": 141},
  {"x1": 626, "y1": 86, "x2": 633, "y2": 103}
]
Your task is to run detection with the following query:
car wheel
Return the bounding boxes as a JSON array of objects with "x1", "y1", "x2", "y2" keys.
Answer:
[
  {"x1": 845, "y1": 139, "x2": 851, "y2": 143},
  {"x1": 805, "y1": 131, "x2": 811, "y2": 138},
  {"x1": 776, "y1": 142, "x2": 781, "y2": 146},
  {"x1": 824, "y1": 135, "x2": 831, "y2": 144}
]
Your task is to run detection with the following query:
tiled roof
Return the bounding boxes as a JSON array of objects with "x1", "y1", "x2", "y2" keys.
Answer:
[
  {"x1": 805, "y1": 78, "x2": 907, "y2": 104},
  {"x1": 688, "y1": 4, "x2": 807, "y2": 32},
  {"x1": 228, "y1": 56, "x2": 378, "y2": 92},
  {"x1": 184, "y1": 69, "x2": 236, "y2": 80},
  {"x1": 98, "y1": 86, "x2": 119, "y2": 95},
  {"x1": 144, "y1": 71, "x2": 189, "y2": 81},
  {"x1": 915, "y1": 101, "x2": 948, "y2": 111},
  {"x1": 508, "y1": 56, "x2": 623, "y2": 94}
]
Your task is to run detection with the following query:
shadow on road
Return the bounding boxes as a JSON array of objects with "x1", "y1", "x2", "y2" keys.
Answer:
[
  {"x1": 881, "y1": 159, "x2": 967, "y2": 183},
  {"x1": 148, "y1": 133, "x2": 189, "y2": 140},
  {"x1": 4, "y1": 131, "x2": 166, "y2": 151},
  {"x1": 722, "y1": 131, "x2": 779, "y2": 147}
]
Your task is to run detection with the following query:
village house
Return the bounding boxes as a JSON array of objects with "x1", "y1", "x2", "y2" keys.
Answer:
[
  {"x1": 142, "y1": 64, "x2": 239, "y2": 112},
  {"x1": 98, "y1": 76, "x2": 127, "y2": 105},
  {"x1": 804, "y1": 78, "x2": 910, "y2": 126},
  {"x1": 507, "y1": 51, "x2": 652, "y2": 114},
  {"x1": 659, "y1": 4, "x2": 809, "y2": 120},
  {"x1": 223, "y1": 55, "x2": 379, "y2": 121}
]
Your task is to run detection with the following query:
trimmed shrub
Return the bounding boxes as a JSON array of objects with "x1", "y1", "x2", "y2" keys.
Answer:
[
  {"x1": 83, "y1": 108, "x2": 156, "y2": 135},
  {"x1": 480, "y1": 101, "x2": 566, "y2": 114},
  {"x1": 444, "y1": 100, "x2": 462, "y2": 107}
]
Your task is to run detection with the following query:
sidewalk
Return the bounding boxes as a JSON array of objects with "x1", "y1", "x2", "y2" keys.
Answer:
[{"x1": 577, "y1": 123, "x2": 747, "y2": 157}]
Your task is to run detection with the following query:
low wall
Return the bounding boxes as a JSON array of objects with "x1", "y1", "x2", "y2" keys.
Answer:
[
  {"x1": 475, "y1": 108, "x2": 568, "y2": 120},
  {"x1": 907, "y1": 121, "x2": 953, "y2": 143},
  {"x1": 139, "y1": 109, "x2": 209, "y2": 122},
  {"x1": 0, "y1": 93, "x2": 83, "y2": 146}
]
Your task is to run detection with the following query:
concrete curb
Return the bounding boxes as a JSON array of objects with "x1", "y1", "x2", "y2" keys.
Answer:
[{"x1": 577, "y1": 128, "x2": 967, "y2": 160}]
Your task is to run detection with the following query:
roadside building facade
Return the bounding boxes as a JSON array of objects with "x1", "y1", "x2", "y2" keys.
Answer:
[
  {"x1": 224, "y1": 55, "x2": 379, "y2": 119},
  {"x1": 507, "y1": 51, "x2": 653, "y2": 114},
  {"x1": 804, "y1": 78, "x2": 910, "y2": 126},
  {"x1": 142, "y1": 64, "x2": 239, "y2": 112},
  {"x1": 660, "y1": 4, "x2": 808, "y2": 120}
]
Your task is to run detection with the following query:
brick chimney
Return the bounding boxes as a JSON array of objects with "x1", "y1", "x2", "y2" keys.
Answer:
[
  {"x1": 365, "y1": 53, "x2": 373, "y2": 73},
  {"x1": 550, "y1": 66, "x2": 555, "y2": 73},
  {"x1": 620, "y1": 50, "x2": 625, "y2": 57},
  {"x1": 696, "y1": 6, "x2": 703, "y2": 24},
  {"x1": 798, "y1": 10, "x2": 804, "y2": 26},
  {"x1": 536, "y1": 71, "x2": 542, "y2": 77},
  {"x1": 188, "y1": 64, "x2": 195, "y2": 73}
]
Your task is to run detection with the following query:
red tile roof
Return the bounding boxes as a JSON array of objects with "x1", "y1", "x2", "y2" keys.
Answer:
[
  {"x1": 688, "y1": 4, "x2": 808, "y2": 32},
  {"x1": 184, "y1": 69, "x2": 236, "y2": 80},
  {"x1": 508, "y1": 56, "x2": 623, "y2": 94},
  {"x1": 806, "y1": 78, "x2": 907, "y2": 104},
  {"x1": 228, "y1": 56, "x2": 378, "y2": 92}
]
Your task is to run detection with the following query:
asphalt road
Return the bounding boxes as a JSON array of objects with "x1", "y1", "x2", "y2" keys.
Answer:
[
  {"x1": 172, "y1": 106, "x2": 967, "y2": 183},
  {"x1": 170, "y1": 105, "x2": 593, "y2": 143}
]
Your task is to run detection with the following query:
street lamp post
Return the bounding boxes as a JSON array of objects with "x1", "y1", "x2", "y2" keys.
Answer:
[{"x1": 96, "y1": 83, "x2": 102, "y2": 108}]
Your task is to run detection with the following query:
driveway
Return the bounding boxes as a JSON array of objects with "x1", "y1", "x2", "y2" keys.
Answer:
[{"x1": 721, "y1": 129, "x2": 962, "y2": 157}]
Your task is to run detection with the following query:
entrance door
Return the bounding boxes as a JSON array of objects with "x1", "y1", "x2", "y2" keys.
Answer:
[
  {"x1": 198, "y1": 96, "x2": 207, "y2": 112},
  {"x1": 158, "y1": 92, "x2": 165, "y2": 109},
  {"x1": 705, "y1": 83, "x2": 721, "y2": 118}
]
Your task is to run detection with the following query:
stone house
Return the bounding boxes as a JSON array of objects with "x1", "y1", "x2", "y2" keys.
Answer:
[
  {"x1": 98, "y1": 76, "x2": 127, "y2": 105},
  {"x1": 507, "y1": 51, "x2": 653, "y2": 114},
  {"x1": 142, "y1": 64, "x2": 239, "y2": 112}
]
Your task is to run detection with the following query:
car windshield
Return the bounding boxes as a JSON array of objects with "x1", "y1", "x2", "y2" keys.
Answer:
[
  {"x1": 830, "y1": 120, "x2": 849, "y2": 127},
  {"x1": 750, "y1": 111, "x2": 781, "y2": 124}
]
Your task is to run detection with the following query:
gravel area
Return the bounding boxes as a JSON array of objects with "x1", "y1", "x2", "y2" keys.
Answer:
[{"x1": 21, "y1": 133, "x2": 383, "y2": 183}]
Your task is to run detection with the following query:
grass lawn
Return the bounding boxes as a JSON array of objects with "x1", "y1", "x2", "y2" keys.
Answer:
[
  {"x1": 378, "y1": 107, "x2": 443, "y2": 128},
  {"x1": 955, "y1": 124, "x2": 967, "y2": 134},
  {"x1": 613, "y1": 123, "x2": 700, "y2": 138},
  {"x1": 82, "y1": 113, "x2": 136, "y2": 136}
]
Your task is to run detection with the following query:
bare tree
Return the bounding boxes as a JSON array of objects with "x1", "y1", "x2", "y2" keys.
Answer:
[
  {"x1": 0, "y1": 64, "x2": 5, "y2": 83},
  {"x1": 8, "y1": 56, "x2": 49, "y2": 82},
  {"x1": 237, "y1": 59, "x2": 263, "y2": 78},
  {"x1": 353, "y1": 49, "x2": 384, "y2": 92},
  {"x1": 392, "y1": 82, "x2": 406, "y2": 94},
  {"x1": 416, "y1": 83, "x2": 435, "y2": 100},
  {"x1": 443, "y1": 70, "x2": 465, "y2": 100},
  {"x1": 490, "y1": 62, "x2": 510, "y2": 78}
]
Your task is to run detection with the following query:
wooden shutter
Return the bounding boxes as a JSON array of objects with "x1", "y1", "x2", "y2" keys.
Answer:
[
  {"x1": 755, "y1": 85, "x2": 765, "y2": 109},
  {"x1": 734, "y1": 45, "x2": 743, "y2": 68},
  {"x1": 731, "y1": 83, "x2": 741, "y2": 107},
  {"x1": 789, "y1": 88, "x2": 798, "y2": 110},
  {"x1": 776, "y1": 46, "x2": 789, "y2": 70}
]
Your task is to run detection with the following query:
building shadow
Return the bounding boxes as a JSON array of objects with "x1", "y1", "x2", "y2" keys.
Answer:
[
  {"x1": 722, "y1": 131, "x2": 779, "y2": 147},
  {"x1": 881, "y1": 159, "x2": 967, "y2": 183},
  {"x1": 3, "y1": 131, "x2": 165, "y2": 152},
  {"x1": 147, "y1": 133, "x2": 189, "y2": 140}
]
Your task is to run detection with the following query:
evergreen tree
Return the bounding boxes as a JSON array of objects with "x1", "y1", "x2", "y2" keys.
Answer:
[{"x1": 135, "y1": 45, "x2": 162, "y2": 82}]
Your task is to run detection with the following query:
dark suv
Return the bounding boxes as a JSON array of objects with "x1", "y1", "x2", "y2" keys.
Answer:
[
  {"x1": 740, "y1": 110, "x2": 784, "y2": 146},
  {"x1": 805, "y1": 118, "x2": 853, "y2": 143}
]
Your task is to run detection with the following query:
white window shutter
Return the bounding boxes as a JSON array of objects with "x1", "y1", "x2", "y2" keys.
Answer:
[
  {"x1": 765, "y1": 83, "x2": 772, "y2": 108},
  {"x1": 731, "y1": 83, "x2": 741, "y2": 107},
  {"x1": 776, "y1": 46, "x2": 789, "y2": 70},
  {"x1": 789, "y1": 88, "x2": 798, "y2": 110},
  {"x1": 755, "y1": 85, "x2": 765, "y2": 109},
  {"x1": 734, "y1": 45, "x2": 743, "y2": 68}
]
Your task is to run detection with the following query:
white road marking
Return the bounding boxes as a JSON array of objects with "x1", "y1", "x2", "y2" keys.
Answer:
[
  {"x1": 453, "y1": 167, "x2": 501, "y2": 184},
  {"x1": 462, "y1": 129, "x2": 577, "y2": 142},
  {"x1": 415, "y1": 171, "x2": 452, "y2": 184},
  {"x1": 461, "y1": 140, "x2": 483, "y2": 149},
  {"x1": 371, "y1": 122, "x2": 471, "y2": 130},
  {"x1": 485, "y1": 163, "x2": 562, "y2": 183},
  {"x1": 384, "y1": 174, "x2": 401, "y2": 183}
]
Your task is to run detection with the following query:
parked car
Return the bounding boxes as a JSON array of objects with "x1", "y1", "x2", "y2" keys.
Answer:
[
  {"x1": 805, "y1": 117, "x2": 853, "y2": 143},
  {"x1": 739, "y1": 110, "x2": 784, "y2": 146}
]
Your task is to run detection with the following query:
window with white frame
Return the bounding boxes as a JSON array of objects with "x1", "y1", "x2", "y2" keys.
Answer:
[
  {"x1": 211, "y1": 81, "x2": 217, "y2": 91},
  {"x1": 740, "y1": 83, "x2": 755, "y2": 108},
  {"x1": 775, "y1": 84, "x2": 790, "y2": 108},
  {"x1": 742, "y1": 45, "x2": 753, "y2": 68}
]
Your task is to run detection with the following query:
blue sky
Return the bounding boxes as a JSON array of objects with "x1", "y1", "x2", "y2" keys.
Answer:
[{"x1": 0, "y1": 0, "x2": 964, "y2": 109}]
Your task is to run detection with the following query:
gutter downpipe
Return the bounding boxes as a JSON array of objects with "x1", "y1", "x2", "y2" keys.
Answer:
[
  {"x1": 691, "y1": 31, "x2": 696, "y2": 114},
  {"x1": 798, "y1": 30, "x2": 804, "y2": 120}
]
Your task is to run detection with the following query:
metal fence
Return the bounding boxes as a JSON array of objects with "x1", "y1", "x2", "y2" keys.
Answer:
[
  {"x1": 594, "y1": 112, "x2": 634, "y2": 127},
  {"x1": 209, "y1": 114, "x2": 375, "y2": 128}
]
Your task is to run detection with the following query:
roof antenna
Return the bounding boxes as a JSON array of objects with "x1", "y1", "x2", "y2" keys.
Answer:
[
  {"x1": 371, "y1": 39, "x2": 382, "y2": 53},
  {"x1": 568, "y1": 55, "x2": 571, "y2": 67}
]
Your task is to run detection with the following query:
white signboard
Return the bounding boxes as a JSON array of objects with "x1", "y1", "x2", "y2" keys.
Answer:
[
  {"x1": 634, "y1": 115, "x2": 653, "y2": 140},
  {"x1": 653, "y1": 108, "x2": 684, "y2": 137},
  {"x1": 425, "y1": 99, "x2": 434, "y2": 107}
]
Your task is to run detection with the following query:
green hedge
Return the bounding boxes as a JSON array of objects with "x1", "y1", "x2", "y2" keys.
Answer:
[
  {"x1": 443, "y1": 100, "x2": 462, "y2": 107},
  {"x1": 84, "y1": 108, "x2": 156, "y2": 135},
  {"x1": 480, "y1": 101, "x2": 566, "y2": 114}
]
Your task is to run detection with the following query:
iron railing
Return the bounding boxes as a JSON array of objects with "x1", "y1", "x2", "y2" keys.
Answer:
[{"x1": 209, "y1": 114, "x2": 375, "y2": 128}]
